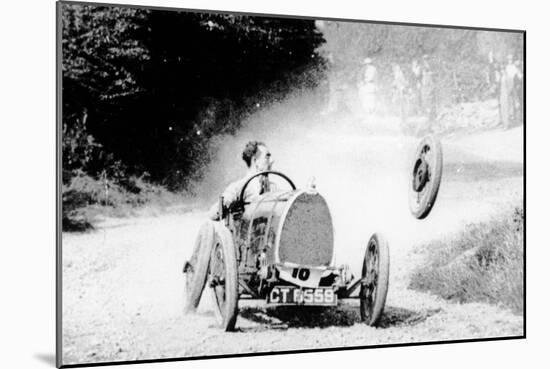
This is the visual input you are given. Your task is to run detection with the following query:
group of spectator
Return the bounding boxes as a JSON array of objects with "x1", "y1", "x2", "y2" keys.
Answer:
[
  {"x1": 321, "y1": 51, "x2": 523, "y2": 130},
  {"x1": 487, "y1": 52, "x2": 523, "y2": 129},
  {"x1": 321, "y1": 54, "x2": 438, "y2": 123},
  {"x1": 392, "y1": 55, "x2": 437, "y2": 122}
]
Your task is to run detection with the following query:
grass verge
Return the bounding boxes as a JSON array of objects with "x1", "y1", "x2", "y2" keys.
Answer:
[
  {"x1": 409, "y1": 206, "x2": 524, "y2": 314},
  {"x1": 62, "y1": 171, "x2": 181, "y2": 232}
]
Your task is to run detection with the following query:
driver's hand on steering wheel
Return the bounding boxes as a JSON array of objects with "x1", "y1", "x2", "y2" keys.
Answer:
[{"x1": 229, "y1": 200, "x2": 245, "y2": 215}]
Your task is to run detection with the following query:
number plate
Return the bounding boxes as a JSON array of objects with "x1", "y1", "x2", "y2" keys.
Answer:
[{"x1": 267, "y1": 286, "x2": 337, "y2": 306}]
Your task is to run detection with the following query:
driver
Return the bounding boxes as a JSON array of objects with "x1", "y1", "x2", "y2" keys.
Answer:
[{"x1": 208, "y1": 141, "x2": 274, "y2": 220}]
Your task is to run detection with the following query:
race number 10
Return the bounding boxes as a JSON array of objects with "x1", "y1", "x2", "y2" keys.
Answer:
[{"x1": 291, "y1": 268, "x2": 310, "y2": 281}]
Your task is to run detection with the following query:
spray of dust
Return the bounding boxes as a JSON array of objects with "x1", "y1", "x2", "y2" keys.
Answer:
[
  {"x1": 188, "y1": 83, "x2": 423, "y2": 273},
  {"x1": 188, "y1": 78, "x2": 523, "y2": 276},
  {"x1": 192, "y1": 84, "x2": 408, "y2": 203}
]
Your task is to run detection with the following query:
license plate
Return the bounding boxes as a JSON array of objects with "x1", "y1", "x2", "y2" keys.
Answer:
[{"x1": 267, "y1": 286, "x2": 337, "y2": 306}]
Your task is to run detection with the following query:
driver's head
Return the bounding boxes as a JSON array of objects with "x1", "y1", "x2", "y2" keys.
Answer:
[{"x1": 242, "y1": 141, "x2": 272, "y2": 172}]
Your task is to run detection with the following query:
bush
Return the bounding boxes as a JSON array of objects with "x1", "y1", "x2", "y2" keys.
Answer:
[
  {"x1": 62, "y1": 171, "x2": 177, "y2": 232},
  {"x1": 409, "y1": 206, "x2": 524, "y2": 314}
]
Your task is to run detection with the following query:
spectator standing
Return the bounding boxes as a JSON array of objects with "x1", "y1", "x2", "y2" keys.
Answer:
[
  {"x1": 391, "y1": 62, "x2": 408, "y2": 123},
  {"x1": 321, "y1": 53, "x2": 339, "y2": 115},
  {"x1": 499, "y1": 54, "x2": 521, "y2": 128},
  {"x1": 505, "y1": 54, "x2": 521, "y2": 123},
  {"x1": 420, "y1": 54, "x2": 437, "y2": 122},
  {"x1": 486, "y1": 51, "x2": 499, "y2": 98},
  {"x1": 358, "y1": 57, "x2": 378, "y2": 115},
  {"x1": 411, "y1": 58, "x2": 423, "y2": 115},
  {"x1": 513, "y1": 58, "x2": 524, "y2": 124},
  {"x1": 499, "y1": 62, "x2": 511, "y2": 129}
]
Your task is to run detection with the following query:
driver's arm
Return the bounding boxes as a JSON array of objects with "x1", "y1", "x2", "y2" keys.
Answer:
[
  {"x1": 208, "y1": 202, "x2": 221, "y2": 221},
  {"x1": 208, "y1": 180, "x2": 242, "y2": 221}
]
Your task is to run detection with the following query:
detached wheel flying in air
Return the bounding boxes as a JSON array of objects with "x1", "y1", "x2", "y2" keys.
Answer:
[
  {"x1": 183, "y1": 221, "x2": 215, "y2": 313},
  {"x1": 409, "y1": 135, "x2": 443, "y2": 219},
  {"x1": 360, "y1": 233, "x2": 390, "y2": 326},
  {"x1": 208, "y1": 222, "x2": 239, "y2": 332}
]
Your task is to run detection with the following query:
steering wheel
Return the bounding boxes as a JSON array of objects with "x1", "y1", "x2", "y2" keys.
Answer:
[{"x1": 237, "y1": 170, "x2": 296, "y2": 206}]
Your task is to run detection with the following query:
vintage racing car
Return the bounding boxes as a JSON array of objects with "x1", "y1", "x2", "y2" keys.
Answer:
[
  {"x1": 183, "y1": 170, "x2": 390, "y2": 331},
  {"x1": 183, "y1": 136, "x2": 442, "y2": 331}
]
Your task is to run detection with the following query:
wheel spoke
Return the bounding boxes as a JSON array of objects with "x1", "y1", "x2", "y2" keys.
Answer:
[
  {"x1": 362, "y1": 240, "x2": 381, "y2": 319},
  {"x1": 210, "y1": 240, "x2": 228, "y2": 318}
]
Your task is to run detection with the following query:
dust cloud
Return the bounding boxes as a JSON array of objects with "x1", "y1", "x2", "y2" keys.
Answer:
[
  {"x1": 192, "y1": 85, "x2": 407, "y2": 203},
  {"x1": 187, "y1": 80, "x2": 523, "y2": 275},
  {"x1": 190, "y1": 85, "x2": 420, "y2": 272}
]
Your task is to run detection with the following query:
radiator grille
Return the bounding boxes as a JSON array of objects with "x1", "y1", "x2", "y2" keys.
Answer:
[{"x1": 278, "y1": 193, "x2": 333, "y2": 266}]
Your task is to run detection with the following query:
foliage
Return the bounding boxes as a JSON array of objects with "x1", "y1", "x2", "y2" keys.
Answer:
[
  {"x1": 61, "y1": 5, "x2": 150, "y2": 101},
  {"x1": 62, "y1": 4, "x2": 150, "y2": 184},
  {"x1": 62, "y1": 110, "x2": 102, "y2": 174},
  {"x1": 315, "y1": 21, "x2": 523, "y2": 107},
  {"x1": 62, "y1": 170, "x2": 177, "y2": 231},
  {"x1": 61, "y1": 4, "x2": 324, "y2": 191},
  {"x1": 60, "y1": 4, "x2": 325, "y2": 229},
  {"x1": 409, "y1": 206, "x2": 524, "y2": 314}
]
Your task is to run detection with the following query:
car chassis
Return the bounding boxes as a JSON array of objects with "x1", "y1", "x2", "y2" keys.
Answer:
[{"x1": 183, "y1": 170, "x2": 390, "y2": 331}]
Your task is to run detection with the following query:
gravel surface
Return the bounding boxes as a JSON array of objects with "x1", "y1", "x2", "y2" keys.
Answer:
[{"x1": 61, "y1": 123, "x2": 523, "y2": 366}]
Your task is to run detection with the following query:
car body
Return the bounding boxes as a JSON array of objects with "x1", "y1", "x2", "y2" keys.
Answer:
[{"x1": 184, "y1": 170, "x2": 390, "y2": 331}]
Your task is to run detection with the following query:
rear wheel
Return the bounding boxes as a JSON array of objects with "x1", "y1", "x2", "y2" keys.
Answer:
[
  {"x1": 409, "y1": 135, "x2": 443, "y2": 219},
  {"x1": 360, "y1": 233, "x2": 390, "y2": 326},
  {"x1": 183, "y1": 221, "x2": 214, "y2": 313},
  {"x1": 208, "y1": 223, "x2": 239, "y2": 331}
]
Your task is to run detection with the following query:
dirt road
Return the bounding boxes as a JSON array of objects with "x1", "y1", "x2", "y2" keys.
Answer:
[{"x1": 61, "y1": 116, "x2": 524, "y2": 365}]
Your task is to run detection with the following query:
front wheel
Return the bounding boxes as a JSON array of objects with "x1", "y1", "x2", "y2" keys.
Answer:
[
  {"x1": 183, "y1": 221, "x2": 215, "y2": 313},
  {"x1": 208, "y1": 223, "x2": 239, "y2": 331},
  {"x1": 360, "y1": 233, "x2": 390, "y2": 326}
]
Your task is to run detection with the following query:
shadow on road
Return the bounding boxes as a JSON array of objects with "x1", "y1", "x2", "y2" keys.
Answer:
[
  {"x1": 377, "y1": 306, "x2": 442, "y2": 328},
  {"x1": 238, "y1": 304, "x2": 442, "y2": 331}
]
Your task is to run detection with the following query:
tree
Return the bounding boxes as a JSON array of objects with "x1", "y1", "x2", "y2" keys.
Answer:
[
  {"x1": 61, "y1": 3, "x2": 150, "y2": 178},
  {"x1": 61, "y1": 4, "x2": 324, "y2": 189}
]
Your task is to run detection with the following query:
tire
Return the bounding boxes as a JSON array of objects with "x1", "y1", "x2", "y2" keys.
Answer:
[
  {"x1": 408, "y1": 135, "x2": 443, "y2": 219},
  {"x1": 208, "y1": 223, "x2": 239, "y2": 331},
  {"x1": 360, "y1": 233, "x2": 390, "y2": 326},
  {"x1": 183, "y1": 221, "x2": 215, "y2": 313}
]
